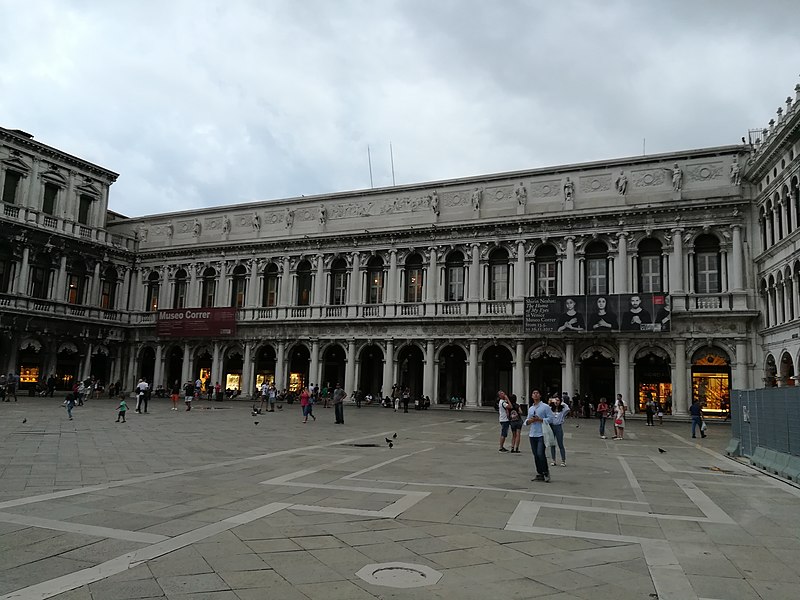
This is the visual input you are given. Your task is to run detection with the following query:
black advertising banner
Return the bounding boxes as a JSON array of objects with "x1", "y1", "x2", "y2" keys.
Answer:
[{"x1": 523, "y1": 294, "x2": 670, "y2": 333}]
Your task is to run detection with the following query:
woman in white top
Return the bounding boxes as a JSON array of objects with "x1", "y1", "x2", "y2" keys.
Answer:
[
  {"x1": 612, "y1": 401, "x2": 626, "y2": 440},
  {"x1": 549, "y1": 395, "x2": 570, "y2": 466}
]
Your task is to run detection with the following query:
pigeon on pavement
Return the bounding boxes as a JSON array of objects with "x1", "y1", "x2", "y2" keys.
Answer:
[
  {"x1": 385, "y1": 437, "x2": 392, "y2": 444},
  {"x1": 254, "y1": 421, "x2": 260, "y2": 425},
  {"x1": 22, "y1": 418, "x2": 27, "y2": 423},
  {"x1": 388, "y1": 442, "x2": 393, "y2": 449},
  {"x1": 658, "y1": 448, "x2": 666, "y2": 453},
  {"x1": 393, "y1": 433, "x2": 397, "y2": 439}
]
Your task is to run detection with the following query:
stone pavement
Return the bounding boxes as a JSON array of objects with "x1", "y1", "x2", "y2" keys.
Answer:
[{"x1": 1, "y1": 397, "x2": 798, "y2": 600}]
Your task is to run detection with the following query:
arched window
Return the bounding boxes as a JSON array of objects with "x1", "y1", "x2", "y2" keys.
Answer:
[
  {"x1": 1, "y1": 170, "x2": 23, "y2": 205},
  {"x1": 694, "y1": 234, "x2": 721, "y2": 294},
  {"x1": 405, "y1": 253, "x2": 424, "y2": 303},
  {"x1": 263, "y1": 263, "x2": 279, "y2": 307},
  {"x1": 534, "y1": 245, "x2": 557, "y2": 297},
  {"x1": 173, "y1": 269, "x2": 187, "y2": 309},
  {"x1": 146, "y1": 271, "x2": 160, "y2": 311},
  {"x1": 585, "y1": 241, "x2": 608, "y2": 295},
  {"x1": 759, "y1": 207, "x2": 768, "y2": 252},
  {"x1": 330, "y1": 258, "x2": 348, "y2": 305},
  {"x1": 42, "y1": 182, "x2": 59, "y2": 215},
  {"x1": 784, "y1": 187, "x2": 793, "y2": 235},
  {"x1": 775, "y1": 193, "x2": 784, "y2": 241},
  {"x1": 445, "y1": 250, "x2": 464, "y2": 302},
  {"x1": 367, "y1": 256, "x2": 384, "y2": 304},
  {"x1": 488, "y1": 248, "x2": 509, "y2": 300},
  {"x1": 0, "y1": 242, "x2": 12, "y2": 293},
  {"x1": 230, "y1": 264, "x2": 247, "y2": 308},
  {"x1": 100, "y1": 266, "x2": 118, "y2": 309},
  {"x1": 201, "y1": 267, "x2": 216, "y2": 308},
  {"x1": 29, "y1": 255, "x2": 52, "y2": 299},
  {"x1": 67, "y1": 260, "x2": 88, "y2": 305},
  {"x1": 767, "y1": 199, "x2": 776, "y2": 246},
  {"x1": 637, "y1": 238, "x2": 662, "y2": 293},
  {"x1": 296, "y1": 260, "x2": 312, "y2": 306}
]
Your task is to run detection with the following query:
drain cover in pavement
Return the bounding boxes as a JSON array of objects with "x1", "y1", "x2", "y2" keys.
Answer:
[{"x1": 355, "y1": 562, "x2": 442, "y2": 588}]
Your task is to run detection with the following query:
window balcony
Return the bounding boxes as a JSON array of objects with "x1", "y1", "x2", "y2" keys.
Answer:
[
  {"x1": 439, "y1": 302, "x2": 464, "y2": 316},
  {"x1": 481, "y1": 300, "x2": 514, "y2": 315}
]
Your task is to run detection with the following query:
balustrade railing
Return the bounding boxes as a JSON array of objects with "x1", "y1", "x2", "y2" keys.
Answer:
[
  {"x1": 326, "y1": 306, "x2": 345, "y2": 317},
  {"x1": 400, "y1": 303, "x2": 421, "y2": 316},
  {"x1": 440, "y1": 302, "x2": 463, "y2": 315},
  {"x1": 3, "y1": 204, "x2": 19, "y2": 218}
]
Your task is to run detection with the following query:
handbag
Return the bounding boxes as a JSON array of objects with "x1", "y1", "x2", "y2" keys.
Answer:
[
  {"x1": 614, "y1": 418, "x2": 623, "y2": 426},
  {"x1": 701, "y1": 420, "x2": 707, "y2": 432},
  {"x1": 542, "y1": 420, "x2": 556, "y2": 447}
]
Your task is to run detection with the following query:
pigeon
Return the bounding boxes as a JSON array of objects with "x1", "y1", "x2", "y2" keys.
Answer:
[
  {"x1": 277, "y1": 404, "x2": 283, "y2": 410},
  {"x1": 22, "y1": 418, "x2": 27, "y2": 424},
  {"x1": 392, "y1": 433, "x2": 397, "y2": 439},
  {"x1": 385, "y1": 437, "x2": 392, "y2": 444},
  {"x1": 658, "y1": 448, "x2": 666, "y2": 453},
  {"x1": 254, "y1": 421, "x2": 260, "y2": 425},
  {"x1": 388, "y1": 442, "x2": 393, "y2": 449}
]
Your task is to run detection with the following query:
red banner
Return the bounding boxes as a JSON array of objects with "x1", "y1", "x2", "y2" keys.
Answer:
[{"x1": 157, "y1": 308, "x2": 237, "y2": 338}]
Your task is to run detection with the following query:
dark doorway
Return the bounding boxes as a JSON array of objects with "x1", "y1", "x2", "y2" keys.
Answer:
[
  {"x1": 635, "y1": 351, "x2": 671, "y2": 414},
  {"x1": 321, "y1": 344, "x2": 346, "y2": 390},
  {"x1": 396, "y1": 344, "x2": 424, "y2": 399},
  {"x1": 254, "y1": 345, "x2": 276, "y2": 388},
  {"x1": 579, "y1": 352, "x2": 614, "y2": 406},
  {"x1": 165, "y1": 346, "x2": 183, "y2": 389},
  {"x1": 139, "y1": 346, "x2": 156, "y2": 385},
  {"x1": 482, "y1": 346, "x2": 513, "y2": 407},
  {"x1": 530, "y1": 353, "x2": 562, "y2": 399},
  {"x1": 288, "y1": 345, "x2": 310, "y2": 392},
  {"x1": 358, "y1": 344, "x2": 384, "y2": 397},
  {"x1": 223, "y1": 350, "x2": 244, "y2": 393},
  {"x1": 438, "y1": 345, "x2": 466, "y2": 404}
]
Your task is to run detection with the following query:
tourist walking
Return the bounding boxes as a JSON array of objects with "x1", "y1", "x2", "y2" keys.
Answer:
[
  {"x1": 402, "y1": 387, "x2": 411, "y2": 413},
  {"x1": 550, "y1": 394, "x2": 570, "y2": 466},
  {"x1": 333, "y1": 383, "x2": 347, "y2": 424},
  {"x1": 301, "y1": 386, "x2": 316, "y2": 423},
  {"x1": 497, "y1": 390, "x2": 511, "y2": 452},
  {"x1": 597, "y1": 397, "x2": 609, "y2": 439},
  {"x1": 645, "y1": 395, "x2": 656, "y2": 426},
  {"x1": 267, "y1": 383, "x2": 277, "y2": 412},
  {"x1": 509, "y1": 394, "x2": 523, "y2": 453},
  {"x1": 170, "y1": 380, "x2": 180, "y2": 410},
  {"x1": 65, "y1": 393, "x2": 76, "y2": 420},
  {"x1": 183, "y1": 380, "x2": 194, "y2": 411},
  {"x1": 135, "y1": 378, "x2": 149, "y2": 413},
  {"x1": 525, "y1": 390, "x2": 555, "y2": 483},
  {"x1": 690, "y1": 399, "x2": 707, "y2": 438},
  {"x1": 116, "y1": 397, "x2": 128, "y2": 422}
]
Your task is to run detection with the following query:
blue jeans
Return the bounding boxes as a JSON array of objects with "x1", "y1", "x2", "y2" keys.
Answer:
[
  {"x1": 334, "y1": 403, "x2": 344, "y2": 424},
  {"x1": 691, "y1": 416, "x2": 703, "y2": 437},
  {"x1": 529, "y1": 436, "x2": 548, "y2": 476},
  {"x1": 550, "y1": 423, "x2": 566, "y2": 462},
  {"x1": 599, "y1": 417, "x2": 606, "y2": 436}
]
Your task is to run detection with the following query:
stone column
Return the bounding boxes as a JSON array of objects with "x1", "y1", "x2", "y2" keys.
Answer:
[
  {"x1": 247, "y1": 259, "x2": 259, "y2": 308},
  {"x1": 181, "y1": 343, "x2": 191, "y2": 383},
  {"x1": 466, "y1": 339, "x2": 478, "y2": 407},
  {"x1": 14, "y1": 246, "x2": 30, "y2": 295},
  {"x1": 119, "y1": 267, "x2": 131, "y2": 311},
  {"x1": 187, "y1": 264, "x2": 198, "y2": 307},
  {"x1": 275, "y1": 340, "x2": 286, "y2": 390},
  {"x1": 345, "y1": 339, "x2": 356, "y2": 394},
  {"x1": 514, "y1": 339, "x2": 524, "y2": 400},
  {"x1": 153, "y1": 344, "x2": 163, "y2": 389},
  {"x1": 211, "y1": 341, "x2": 221, "y2": 388},
  {"x1": 382, "y1": 338, "x2": 394, "y2": 398},
  {"x1": 615, "y1": 233, "x2": 628, "y2": 294},
  {"x1": 423, "y1": 339, "x2": 434, "y2": 401},
  {"x1": 242, "y1": 341, "x2": 252, "y2": 396},
  {"x1": 515, "y1": 240, "x2": 526, "y2": 298},
  {"x1": 387, "y1": 249, "x2": 398, "y2": 305},
  {"x1": 349, "y1": 252, "x2": 361, "y2": 315},
  {"x1": 618, "y1": 338, "x2": 630, "y2": 411},
  {"x1": 731, "y1": 225, "x2": 743, "y2": 290},
  {"x1": 735, "y1": 340, "x2": 749, "y2": 391},
  {"x1": 674, "y1": 338, "x2": 687, "y2": 415},
  {"x1": 215, "y1": 261, "x2": 227, "y2": 307},
  {"x1": 310, "y1": 339, "x2": 320, "y2": 388},
  {"x1": 314, "y1": 254, "x2": 325, "y2": 309},
  {"x1": 564, "y1": 341, "x2": 574, "y2": 398},
  {"x1": 127, "y1": 346, "x2": 137, "y2": 390},
  {"x1": 81, "y1": 343, "x2": 93, "y2": 380},
  {"x1": 670, "y1": 229, "x2": 684, "y2": 292},
  {"x1": 55, "y1": 254, "x2": 68, "y2": 302},
  {"x1": 720, "y1": 249, "x2": 729, "y2": 292},
  {"x1": 563, "y1": 237, "x2": 575, "y2": 295},
  {"x1": 280, "y1": 257, "x2": 291, "y2": 307},
  {"x1": 426, "y1": 247, "x2": 438, "y2": 303},
  {"x1": 469, "y1": 243, "x2": 480, "y2": 300}
]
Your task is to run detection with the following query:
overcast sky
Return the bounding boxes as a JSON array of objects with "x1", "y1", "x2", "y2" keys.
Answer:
[{"x1": 2, "y1": 0, "x2": 799, "y2": 218}]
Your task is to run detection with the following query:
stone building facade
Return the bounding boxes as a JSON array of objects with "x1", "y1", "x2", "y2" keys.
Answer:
[{"x1": 7, "y1": 79, "x2": 800, "y2": 416}]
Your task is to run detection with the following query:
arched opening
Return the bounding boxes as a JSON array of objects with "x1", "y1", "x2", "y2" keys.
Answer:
[
  {"x1": 321, "y1": 344, "x2": 346, "y2": 391},
  {"x1": 262, "y1": 263, "x2": 279, "y2": 306},
  {"x1": 254, "y1": 345, "x2": 276, "y2": 388},
  {"x1": 67, "y1": 259, "x2": 88, "y2": 304},
  {"x1": 54, "y1": 343, "x2": 78, "y2": 390},
  {"x1": 444, "y1": 251, "x2": 465, "y2": 302},
  {"x1": 634, "y1": 348, "x2": 672, "y2": 414},
  {"x1": 0, "y1": 241, "x2": 14, "y2": 294},
  {"x1": 534, "y1": 244, "x2": 557, "y2": 296},
  {"x1": 579, "y1": 350, "x2": 615, "y2": 406},
  {"x1": 201, "y1": 267, "x2": 216, "y2": 308},
  {"x1": 29, "y1": 253, "x2": 52, "y2": 299},
  {"x1": 165, "y1": 346, "x2": 183, "y2": 389},
  {"x1": 481, "y1": 345, "x2": 512, "y2": 406},
  {"x1": 144, "y1": 271, "x2": 160, "y2": 311},
  {"x1": 330, "y1": 257, "x2": 348, "y2": 305},
  {"x1": 89, "y1": 350, "x2": 110, "y2": 385},
  {"x1": 195, "y1": 349, "x2": 213, "y2": 391},
  {"x1": 230, "y1": 265, "x2": 248, "y2": 308},
  {"x1": 529, "y1": 349, "x2": 562, "y2": 398},
  {"x1": 173, "y1": 268, "x2": 188, "y2": 309},
  {"x1": 691, "y1": 347, "x2": 731, "y2": 418},
  {"x1": 288, "y1": 345, "x2": 310, "y2": 392},
  {"x1": 396, "y1": 344, "x2": 424, "y2": 399},
  {"x1": 222, "y1": 348, "x2": 244, "y2": 393},
  {"x1": 437, "y1": 345, "x2": 466, "y2": 404},
  {"x1": 358, "y1": 344, "x2": 384, "y2": 398},
  {"x1": 139, "y1": 346, "x2": 156, "y2": 385},
  {"x1": 779, "y1": 352, "x2": 795, "y2": 387},
  {"x1": 404, "y1": 254, "x2": 424, "y2": 303},
  {"x1": 296, "y1": 260, "x2": 312, "y2": 306},
  {"x1": 366, "y1": 256, "x2": 384, "y2": 304},
  {"x1": 100, "y1": 266, "x2": 118, "y2": 309},
  {"x1": 764, "y1": 354, "x2": 777, "y2": 388},
  {"x1": 18, "y1": 341, "x2": 44, "y2": 391},
  {"x1": 584, "y1": 241, "x2": 609, "y2": 295},
  {"x1": 488, "y1": 248, "x2": 509, "y2": 300}
]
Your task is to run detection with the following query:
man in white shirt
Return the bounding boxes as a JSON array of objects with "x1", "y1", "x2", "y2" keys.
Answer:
[
  {"x1": 135, "y1": 379, "x2": 149, "y2": 413},
  {"x1": 498, "y1": 391, "x2": 511, "y2": 453}
]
